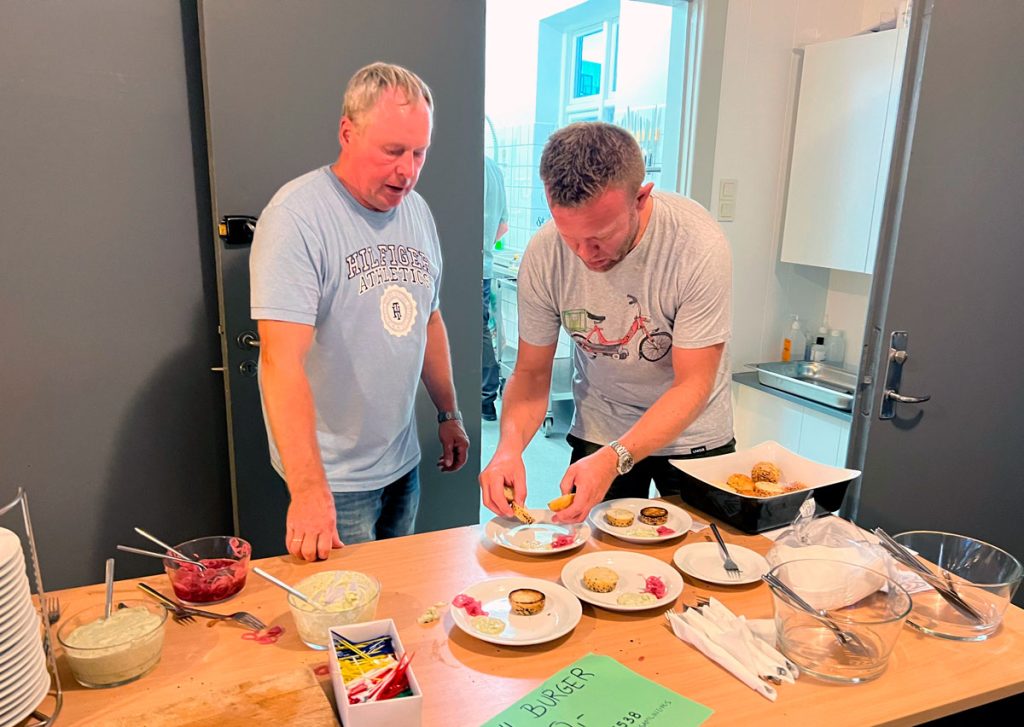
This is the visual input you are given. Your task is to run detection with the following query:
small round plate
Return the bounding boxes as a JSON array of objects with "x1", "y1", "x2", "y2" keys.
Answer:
[
  {"x1": 588, "y1": 499, "x2": 693, "y2": 544},
  {"x1": 672, "y1": 542, "x2": 770, "y2": 586},
  {"x1": 560, "y1": 551, "x2": 683, "y2": 612},
  {"x1": 484, "y1": 511, "x2": 590, "y2": 556},
  {"x1": 450, "y1": 577, "x2": 582, "y2": 646}
]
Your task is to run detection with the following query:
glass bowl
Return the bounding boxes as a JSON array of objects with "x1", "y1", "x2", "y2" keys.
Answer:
[
  {"x1": 893, "y1": 530, "x2": 1023, "y2": 641},
  {"x1": 164, "y1": 535, "x2": 251, "y2": 605},
  {"x1": 287, "y1": 570, "x2": 380, "y2": 650},
  {"x1": 57, "y1": 599, "x2": 167, "y2": 688},
  {"x1": 768, "y1": 559, "x2": 912, "y2": 683}
]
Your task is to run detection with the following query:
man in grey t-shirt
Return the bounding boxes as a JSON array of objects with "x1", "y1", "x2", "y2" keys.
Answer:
[
  {"x1": 251, "y1": 63, "x2": 469, "y2": 561},
  {"x1": 480, "y1": 122, "x2": 733, "y2": 524}
]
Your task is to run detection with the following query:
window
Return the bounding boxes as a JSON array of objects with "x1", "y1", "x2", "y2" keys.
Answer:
[{"x1": 573, "y1": 28, "x2": 604, "y2": 98}]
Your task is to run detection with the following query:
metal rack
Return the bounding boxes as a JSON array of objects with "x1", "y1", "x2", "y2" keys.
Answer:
[
  {"x1": 0, "y1": 489, "x2": 62, "y2": 726},
  {"x1": 493, "y1": 277, "x2": 575, "y2": 436}
]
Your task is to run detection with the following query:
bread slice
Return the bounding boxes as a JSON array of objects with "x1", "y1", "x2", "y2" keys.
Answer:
[
  {"x1": 508, "y1": 588, "x2": 546, "y2": 616},
  {"x1": 604, "y1": 508, "x2": 634, "y2": 528},
  {"x1": 503, "y1": 485, "x2": 534, "y2": 524},
  {"x1": 583, "y1": 566, "x2": 619, "y2": 593}
]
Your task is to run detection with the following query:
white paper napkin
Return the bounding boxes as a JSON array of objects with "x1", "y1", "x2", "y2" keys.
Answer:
[
  {"x1": 667, "y1": 610, "x2": 777, "y2": 701},
  {"x1": 666, "y1": 598, "x2": 799, "y2": 701}
]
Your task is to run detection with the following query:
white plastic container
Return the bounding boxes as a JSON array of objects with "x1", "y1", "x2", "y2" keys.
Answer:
[
  {"x1": 826, "y1": 329, "x2": 846, "y2": 365},
  {"x1": 329, "y1": 619, "x2": 422, "y2": 727}
]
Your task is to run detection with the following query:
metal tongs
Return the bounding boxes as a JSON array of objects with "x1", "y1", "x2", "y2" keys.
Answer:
[
  {"x1": 873, "y1": 528, "x2": 984, "y2": 623},
  {"x1": 761, "y1": 573, "x2": 872, "y2": 656}
]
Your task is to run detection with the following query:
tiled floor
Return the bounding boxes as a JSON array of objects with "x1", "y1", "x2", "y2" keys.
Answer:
[{"x1": 477, "y1": 400, "x2": 574, "y2": 524}]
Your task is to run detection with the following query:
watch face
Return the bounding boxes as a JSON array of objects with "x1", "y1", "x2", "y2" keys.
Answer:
[{"x1": 618, "y1": 454, "x2": 634, "y2": 475}]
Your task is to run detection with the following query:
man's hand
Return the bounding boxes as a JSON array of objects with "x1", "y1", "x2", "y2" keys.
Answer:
[
  {"x1": 552, "y1": 447, "x2": 619, "y2": 524},
  {"x1": 285, "y1": 487, "x2": 343, "y2": 562},
  {"x1": 436, "y1": 420, "x2": 470, "y2": 472},
  {"x1": 479, "y1": 449, "x2": 526, "y2": 518}
]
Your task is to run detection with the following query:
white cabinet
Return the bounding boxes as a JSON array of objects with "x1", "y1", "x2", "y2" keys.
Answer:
[
  {"x1": 732, "y1": 382, "x2": 851, "y2": 468},
  {"x1": 780, "y1": 29, "x2": 905, "y2": 273}
]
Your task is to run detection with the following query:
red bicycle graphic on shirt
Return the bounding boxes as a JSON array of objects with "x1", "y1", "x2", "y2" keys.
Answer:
[{"x1": 567, "y1": 295, "x2": 672, "y2": 361}]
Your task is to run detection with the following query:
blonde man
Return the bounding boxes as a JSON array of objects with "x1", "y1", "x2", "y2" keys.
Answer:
[
  {"x1": 251, "y1": 63, "x2": 469, "y2": 561},
  {"x1": 480, "y1": 122, "x2": 733, "y2": 524}
]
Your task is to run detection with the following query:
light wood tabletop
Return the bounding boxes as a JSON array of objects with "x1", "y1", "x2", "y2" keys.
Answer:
[{"x1": 40, "y1": 500, "x2": 1024, "y2": 726}]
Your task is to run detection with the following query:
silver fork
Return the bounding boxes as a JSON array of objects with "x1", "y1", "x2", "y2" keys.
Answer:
[
  {"x1": 43, "y1": 595, "x2": 60, "y2": 625},
  {"x1": 137, "y1": 582, "x2": 195, "y2": 624},
  {"x1": 709, "y1": 523, "x2": 742, "y2": 580},
  {"x1": 176, "y1": 606, "x2": 267, "y2": 631},
  {"x1": 136, "y1": 582, "x2": 265, "y2": 630}
]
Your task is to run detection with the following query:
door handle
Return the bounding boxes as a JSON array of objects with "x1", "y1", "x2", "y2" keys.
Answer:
[
  {"x1": 237, "y1": 331, "x2": 260, "y2": 349},
  {"x1": 885, "y1": 390, "x2": 931, "y2": 404},
  {"x1": 880, "y1": 331, "x2": 931, "y2": 419}
]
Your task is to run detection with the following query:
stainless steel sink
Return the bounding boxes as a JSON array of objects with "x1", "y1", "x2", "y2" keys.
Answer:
[{"x1": 751, "y1": 361, "x2": 857, "y2": 411}]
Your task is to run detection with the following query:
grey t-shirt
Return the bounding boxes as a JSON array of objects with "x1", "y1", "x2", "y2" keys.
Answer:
[
  {"x1": 517, "y1": 191, "x2": 733, "y2": 455},
  {"x1": 250, "y1": 166, "x2": 442, "y2": 491}
]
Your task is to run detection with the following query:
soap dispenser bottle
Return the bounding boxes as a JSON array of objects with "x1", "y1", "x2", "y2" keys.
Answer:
[{"x1": 782, "y1": 316, "x2": 806, "y2": 362}]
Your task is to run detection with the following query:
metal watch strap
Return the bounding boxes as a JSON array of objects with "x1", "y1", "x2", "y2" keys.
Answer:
[
  {"x1": 437, "y1": 410, "x2": 462, "y2": 423},
  {"x1": 609, "y1": 439, "x2": 634, "y2": 475}
]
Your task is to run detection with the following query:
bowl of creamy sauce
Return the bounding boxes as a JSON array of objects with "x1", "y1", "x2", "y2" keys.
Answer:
[
  {"x1": 287, "y1": 571, "x2": 380, "y2": 649},
  {"x1": 57, "y1": 600, "x2": 167, "y2": 688}
]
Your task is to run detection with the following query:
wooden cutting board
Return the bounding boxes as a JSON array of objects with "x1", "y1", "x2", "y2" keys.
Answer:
[{"x1": 110, "y1": 667, "x2": 340, "y2": 726}]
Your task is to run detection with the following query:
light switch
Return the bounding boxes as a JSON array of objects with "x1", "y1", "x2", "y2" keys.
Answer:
[
  {"x1": 718, "y1": 200, "x2": 735, "y2": 222},
  {"x1": 719, "y1": 178, "x2": 738, "y2": 200}
]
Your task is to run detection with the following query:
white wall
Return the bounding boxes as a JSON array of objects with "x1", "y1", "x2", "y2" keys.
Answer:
[
  {"x1": 711, "y1": 0, "x2": 900, "y2": 370},
  {"x1": 825, "y1": 270, "x2": 873, "y2": 368},
  {"x1": 485, "y1": 0, "x2": 581, "y2": 128}
]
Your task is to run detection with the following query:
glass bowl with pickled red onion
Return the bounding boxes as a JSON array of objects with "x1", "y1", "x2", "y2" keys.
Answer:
[{"x1": 164, "y1": 535, "x2": 251, "y2": 605}]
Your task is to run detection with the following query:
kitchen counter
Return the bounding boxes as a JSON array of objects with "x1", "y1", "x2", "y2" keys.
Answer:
[
  {"x1": 733, "y1": 371, "x2": 853, "y2": 421},
  {"x1": 46, "y1": 501, "x2": 1024, "y2": 725}
]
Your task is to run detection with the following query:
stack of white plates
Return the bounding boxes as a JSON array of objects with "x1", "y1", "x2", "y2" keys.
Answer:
[{"x1": 0, "y1": 528, "x2": 50, "y2": 727}]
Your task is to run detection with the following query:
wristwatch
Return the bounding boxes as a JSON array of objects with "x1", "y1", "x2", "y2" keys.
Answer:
[
  {"x1": 437, "y1": 410, "x2": 463, "y2": 423},
  {"x1": 608, "y1": 440, "x2": 634, "y2": 475}
]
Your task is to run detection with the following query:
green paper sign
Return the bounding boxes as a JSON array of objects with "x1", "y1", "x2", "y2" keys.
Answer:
[{"x1": 481, "y1": 653, "x2": 713, "y2": 727}]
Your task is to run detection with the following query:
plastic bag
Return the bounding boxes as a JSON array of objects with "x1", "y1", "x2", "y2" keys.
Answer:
[{"x1": 766, "y1": 500, "x2": 896, "y2": 610}]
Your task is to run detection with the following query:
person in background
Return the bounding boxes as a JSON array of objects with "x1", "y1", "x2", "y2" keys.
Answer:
[
  {"x1": 482, "y1": 156, "x2": 509, "y2": 421},
  {"x1": 479, "y1": 122, "x2": 733, "y2": 524},
  {"x1": 251, "y1": 62, "x2": 469, "y2": 562}
]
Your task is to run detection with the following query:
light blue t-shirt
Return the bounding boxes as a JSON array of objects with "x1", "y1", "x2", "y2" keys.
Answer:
[
  {"x1": 250, "y1": 166, "x2": 442, "y2": 492},
  {"x1": 482, "y1": 157, "x2": 508, "y2": 279}
]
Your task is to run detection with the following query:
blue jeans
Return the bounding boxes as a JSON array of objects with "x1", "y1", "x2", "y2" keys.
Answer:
[
  {"x1": 482, "y1": 278, "x2": 500, "y2": 406},
  {"x1": 332, "y1": 468, "x2": 419, "y2": 545}
]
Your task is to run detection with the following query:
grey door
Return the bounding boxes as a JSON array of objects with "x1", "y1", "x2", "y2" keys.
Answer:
[
  {"x1": 198, "y1": 0, "x2": 485, "y2": 555},
  {"x1": 847, "y1": 0, "x2": 1024, "y2": 599}
]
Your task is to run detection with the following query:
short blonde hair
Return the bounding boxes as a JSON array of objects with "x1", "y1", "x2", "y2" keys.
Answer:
[
  {"x1": 540, "y1": 122, "x2": 645, "y2": 207},
  {"x1": 342, "y1": 62, "x2": 433, "y2": 125}
]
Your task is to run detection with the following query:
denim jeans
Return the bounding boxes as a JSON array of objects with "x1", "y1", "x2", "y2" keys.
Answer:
[
  {"x1": 566, "y1": 434, "x2": 737, "y2": 502},
  {"x1": 332, "y1": 468, "x2": 419, "y2": 545},
  {"x1": 482, "y1": 278, "x2": 500, "y2": 406}
]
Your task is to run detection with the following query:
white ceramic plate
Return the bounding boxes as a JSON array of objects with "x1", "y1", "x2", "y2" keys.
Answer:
[
  {"x1": 670, "y1": 440, "x2": 861, "y2": 498},
  {"x1": 0, "y1": 530, "x2": 22, "y2": 574},
  {"x1": 0, "y1": 598, "x2": 35, "y2": 655},
  {"x1": 450, "y1": 577, "x2": 582, "y2": 646},
  {"x1": 0, "y1": 662, "x2": 49, "y2": 723},
  {"x1": 484, "y1": 511, "x2": 590, "y2": 556},
  {"x1": 588, "y1": 499, "x2": 693, "y2": 544},
  {"x1": 560, "y1": 551, "x2": 683, "y2": 612},
  {"x1": 673, "y1": 542, "x2": 770, "y2": 586}
]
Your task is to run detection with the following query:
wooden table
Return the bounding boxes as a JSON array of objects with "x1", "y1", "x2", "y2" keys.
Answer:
[{"x1": 44, "y1": 502, "x2": 1024, "y2": 726}]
